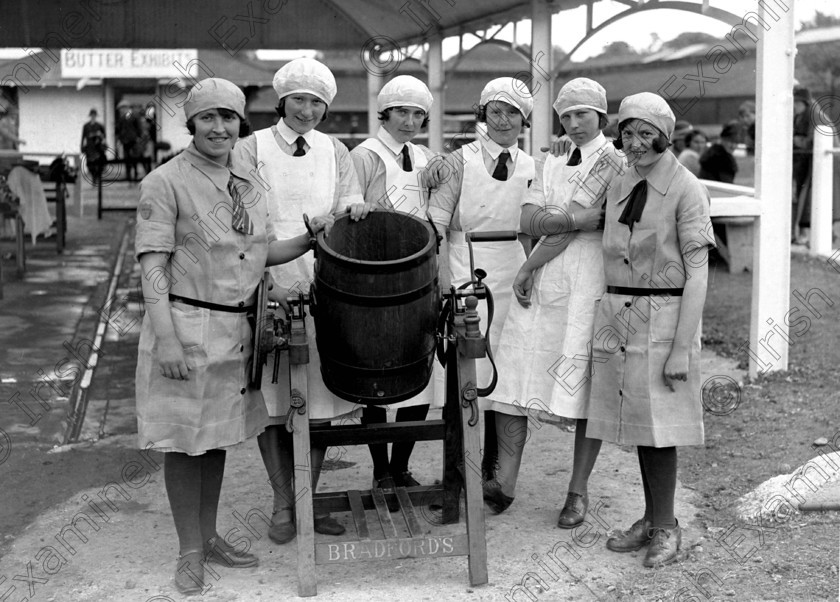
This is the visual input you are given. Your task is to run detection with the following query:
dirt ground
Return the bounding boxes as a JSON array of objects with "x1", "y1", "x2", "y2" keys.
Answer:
[
  {"x1": 0, "y1": 410, "x2": 713, "y2": 602},
  {"x1": 1, "y1": 212, "x2": 838, "y2": 600}
]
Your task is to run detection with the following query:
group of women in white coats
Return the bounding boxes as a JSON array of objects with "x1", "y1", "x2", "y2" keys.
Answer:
[
  {"x1": 135, "y1": 58, "x2": 714, "y2": 594},
  {"x1": 377, "y1": 75, "x2": 713, "y2": 569}
]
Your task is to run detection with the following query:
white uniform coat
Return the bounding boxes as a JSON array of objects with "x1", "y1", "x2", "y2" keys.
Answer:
[
  {"x1": 489, "y1": 134, "x2": 622, "y2": 418},
  {"x1": 444, "y1": 140, "x2": 535, "y2": 396},
  {"x1": 254, "y1": 126, "x2": 361, "y2": 421}
]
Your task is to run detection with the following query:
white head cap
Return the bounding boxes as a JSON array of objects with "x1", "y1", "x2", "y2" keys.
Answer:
[
  {"x1": 553, "y1": 77, "x2": 608, "y2": 119},
  {"x1": 377, "y1": 75, "x2": 433, "y2": 113},
  {"x1": 183, "y1": 78, "x2": 246, "y2": 121},
  {"x1": 479, "y1": 77, "x2": 534, "y2": 118},
  {"x1": 618, "y1": 92, "x2": 676, "y2": 140},
  {"x1": 272, "y1": 58, "x2": 337, "y2": 105}
]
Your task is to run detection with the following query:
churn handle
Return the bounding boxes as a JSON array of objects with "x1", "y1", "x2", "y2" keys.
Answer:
[{"x1": 425, "y1": 210, "x2": 443, "y2": 253}]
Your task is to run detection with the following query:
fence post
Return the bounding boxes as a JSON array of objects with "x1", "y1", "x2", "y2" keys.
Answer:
[{"x1": 810, "y1": 121, "x2": 834, "y2": 257}]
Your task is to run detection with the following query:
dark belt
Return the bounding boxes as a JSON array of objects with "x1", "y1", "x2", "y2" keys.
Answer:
[
  {"x1": 606, "y1": 286, "x2": 683, "y2": 297},
  {"x1": 169, "y1": 293, "x2": 254, "y2": 313}
]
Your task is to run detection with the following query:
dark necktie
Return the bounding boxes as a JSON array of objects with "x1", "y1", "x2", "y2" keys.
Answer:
[
  {"x1": 228, "y1": 175, "x2": 254, "y2": 235},
  {"x1": 492, "y1": 151, "x2": 510, "y2": 181},
  {"x1": 400, "y1": 145, "x2": 412, "y2": 172},
  {"x1": 293, "y1": 136, "x2": 306, "y2": 157},
  {"x1": 617, "y1": 180, "x2": 648, "y2": 232},
  {"x1": 567, "y1": 147, "x2": 581, "y2": 166}
]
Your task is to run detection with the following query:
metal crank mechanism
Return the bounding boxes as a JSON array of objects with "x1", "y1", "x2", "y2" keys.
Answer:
[
  {"x1": 248, "y1": 271, "x2": 312, "y2": 431},
  {"x1": 284, "y1": 291, "x2": 311, "y2": 432},
  {"x1": 435, "y1": 230, "x2": 518, "y2": 403}
]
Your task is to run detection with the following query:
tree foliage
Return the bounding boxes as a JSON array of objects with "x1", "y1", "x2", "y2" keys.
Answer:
[
  {"x1": 599, "y1": 40, "x2": 638, "y2": 57},
  {"x1": 662, "y1": 31, "x2": 719, "y2": 49},
  {"x1": 795, "y1": 11, "x2": 840, "y2": 95}
]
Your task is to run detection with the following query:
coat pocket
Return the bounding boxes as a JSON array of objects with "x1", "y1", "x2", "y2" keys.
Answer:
[
  {"x1": 649, "y1": 297, "x2": 681, "y2": 343},
  {"x1": 170, "y1": 303, "x2": 209, "y2": 367}
]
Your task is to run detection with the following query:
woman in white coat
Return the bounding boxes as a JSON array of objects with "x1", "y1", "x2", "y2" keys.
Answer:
[
  {"x1": 350, "y1": 75, "x2": 439, "y2": 496},
  {"x1": 235, "y1": 58, "x2": 365, "y2": 544},
  {"x1": 429, "y1": 77, "x2": 535, "y2": 511},
  {"x1": 483, "y1": 79, "x2": 623, "y2": 517}
]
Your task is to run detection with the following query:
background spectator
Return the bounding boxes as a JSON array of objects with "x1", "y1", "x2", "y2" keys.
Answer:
[
  {"x1": 671, "y1": 120, "x2": 693, "y2": 155},
  {"x1": 81, "y1": 108, "x2": 106, "y2": 184},
  {"x1": 792, "y1": 86, "x2": 815, "y2": 244},
  {"x1": 699, "y1": 123, "x2": 739, "y2": 183},
  {"x1": 678, "y1": 130, "x2": 707, "y2": 176}
]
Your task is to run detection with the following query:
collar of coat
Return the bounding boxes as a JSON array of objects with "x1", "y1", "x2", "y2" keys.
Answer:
[
  {"x1": 182, "y1": 143, "x2": 251, "y2": 192},
  {"x1": 616, "y1": 148, "x2": 680, "y2": 204}
]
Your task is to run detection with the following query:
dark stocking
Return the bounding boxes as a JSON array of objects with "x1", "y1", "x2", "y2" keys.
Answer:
[
  {"x1": 199, "y1": 449, "x2": 226, "y2": 548},
  {"x1": 389, "y1": 404, "x2": 430, "y2": 474},
  {"x1": 361, "y1": 405, "x2": 390, "y2": 479},
  {"x1": 637, "y1": 445, "x2": 678, "y2": 528},
  {"x1": 567, "y1": 419, "x2": 602, "y2": 496},
  {"x1": 164, "y1": 452, "x2": 203, "y2": 555}
]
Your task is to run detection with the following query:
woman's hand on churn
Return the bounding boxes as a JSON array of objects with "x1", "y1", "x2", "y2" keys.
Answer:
[{"x1": 308, "y1": 213, "x2": 335, "y2": 236}]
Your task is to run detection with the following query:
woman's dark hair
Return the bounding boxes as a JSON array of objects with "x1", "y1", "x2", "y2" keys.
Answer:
[
  {"x1": 556, "y1": 111, "x2": 609, "y2": 136},
  {"x1": 612, "y1": 118, "x2": 670, "y2": 152},
  {"x1": 685, "y1": 130, "x2": 707, "y2": 147},
  {"x1": 475, "y1": 103, "x2": 531, "y2": 129},
  {"x1": 275, "y1": 98, "x2": 329, "y2": 122},
  {"x1": 186, "y1": 108, "x2": 251, "y2": 137},
  {"x1": 377, "y1": 107, "x2": 429, "y2": 128}
]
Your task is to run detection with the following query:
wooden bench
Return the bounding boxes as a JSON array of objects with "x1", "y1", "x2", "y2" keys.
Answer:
[
  {"x1": 0, "y1": 191, "x2": 26, "y2": 298},
  {"x1": 705, "y1": 181, "x2": 761, "y2": 274},
  {"x1": 97, "y1": 157, "x2": 143, "y2": 219},
  {"x1": 713, "y1": 216, "x2": 754, "y2": 273}
]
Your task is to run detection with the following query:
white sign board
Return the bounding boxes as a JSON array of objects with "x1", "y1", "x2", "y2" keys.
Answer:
[{"x1": 60, "y1": 49, "x2": 199, "y2": 79}]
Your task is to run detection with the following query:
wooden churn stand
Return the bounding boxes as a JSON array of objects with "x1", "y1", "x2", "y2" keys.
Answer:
[{"x1": 252, "y1": 212, "x2": 514, "y2": 596}]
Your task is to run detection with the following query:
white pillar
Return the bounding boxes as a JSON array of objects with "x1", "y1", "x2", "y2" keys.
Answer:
[
  {"x1": 367, "y1": 69, "x2": 385, "y2": 139},
  {"x1": 750, "y1": 2, "x2": 795, "y2": 377},
  {"x1": 530, "y1": 0, "x2": 552, "y2": 153},
  {"x1": 810, "y1": 120, "x2": 834, "y2": 257},
  {"x1": 427, "y1": 33, "x2": 444, "y2": 153}
]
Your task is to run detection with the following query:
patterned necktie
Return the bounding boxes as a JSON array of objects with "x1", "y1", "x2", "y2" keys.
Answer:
[
  {"x1": 293, "y1": 136, "x2": 306, "y2": 157},
  {"x1": 617, "y1": 180, "x2": 648, "y2": 233},
  {"x1": 492, "y1": 151, "x2": 510, "y2": 181},
  {"x1": 400, "y1": 145, "x2": 412, "y2": 172},
  {"x1": 567, "y1": 147, "x2": 582, "y2": 166},
  {"x1": 228, "y1": 175, "x2": 254, "y2": 235}
]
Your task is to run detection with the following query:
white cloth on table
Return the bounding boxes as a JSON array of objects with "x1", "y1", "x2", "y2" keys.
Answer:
[{"x1": 7, "y1": 166, "x2": 51, "y2": 243}]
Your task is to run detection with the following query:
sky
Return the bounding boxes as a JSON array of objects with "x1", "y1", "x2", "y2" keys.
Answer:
[
  {"x1": 449, "y1": 0, "x2": 840, "y2": 60},
  {"x1": 0, "y1": 0, "x2": 837, "y2": 61}
]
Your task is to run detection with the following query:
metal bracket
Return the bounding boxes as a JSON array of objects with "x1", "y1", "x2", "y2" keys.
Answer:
[
  {"x1": 461, "y1": 382, "x2": 479, "y2": 427},
  {"x1": 285, "y1": 388, "x2": 307, "y2": 433}
]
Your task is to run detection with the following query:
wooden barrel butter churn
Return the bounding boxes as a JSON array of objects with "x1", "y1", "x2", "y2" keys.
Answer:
[
  {"x1": 311, "y1": 210, "x2": 439, "y2": 404},
  {"x1": 250, "y1": 209, "x2": 510, "y2": 596}
]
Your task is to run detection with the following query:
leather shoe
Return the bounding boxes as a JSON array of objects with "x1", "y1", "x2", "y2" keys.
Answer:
[
  {"x1": 205, "y1": 536, "x2": 259, "y2": 568},
  {"x1": 173, "y1": 550, "x2": 205, "y2": 595},
  {"x1": 606, "y1": 517, "x2": 653, "y2": 552},
  {"x1": 643, "y1": 520, "x2": 682, "y2": 567},
  {"x1": 314, "y1": 515, "x2": 346, "y2": 536},
  {"x1": 372, "y1": 474, "x2": 400, "y2": 512},
  {"x1": 268, "y1": 510, "x2": 296, "y2": 545},
  {"x1": 483, "y1": 481, "x2": 514, "y2": 514},
  {"x1": 393, "y1": 470, "x2": 421, "y2": 488},
  {"x1": 556, "y1": 492, "x2": 588, "y2": 529}
]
